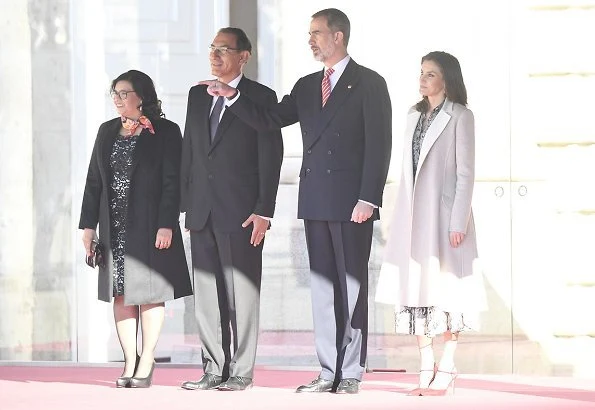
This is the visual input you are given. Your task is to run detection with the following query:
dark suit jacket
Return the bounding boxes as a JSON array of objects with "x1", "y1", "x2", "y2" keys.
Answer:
[
  {"x1": 228, "y1": 59, "x2": 392, "y2": 222},
  {"x1": 181, "y1": 76, "x2": 283, "y2": 232},
  {"x1": 79, "y1": 117, "x2": 192, "y2": 304}
]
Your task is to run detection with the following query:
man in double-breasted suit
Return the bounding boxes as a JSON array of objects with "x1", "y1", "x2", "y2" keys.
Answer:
[
  {"x1": 180, "y1": 28, "x2": 283, "y2": 391},
  {"x1": 200, "y1": 9, "x2": 392, "y2": 394}
]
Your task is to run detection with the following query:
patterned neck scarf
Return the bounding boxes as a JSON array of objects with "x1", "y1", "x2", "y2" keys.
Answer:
[{"x1": 121, "y1": 115, "x2": 155, "y2": 136}]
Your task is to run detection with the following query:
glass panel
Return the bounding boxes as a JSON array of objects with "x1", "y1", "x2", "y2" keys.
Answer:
[
  {"x1": 254, "y1": 0, "x2": 515, "y2": 375},
  {"x1": 70, "y1": 0, "x2": 226, "y2": 366},
  {"x1": 259, "y1": 184, "x2": 319, "y2": 367}
]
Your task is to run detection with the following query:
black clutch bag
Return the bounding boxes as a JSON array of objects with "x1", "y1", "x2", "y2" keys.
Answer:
[{"x1": 86, "y1": 240, "x2": 105, "y2": 268}]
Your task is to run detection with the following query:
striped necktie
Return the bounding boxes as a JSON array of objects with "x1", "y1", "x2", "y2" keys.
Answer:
[{"x1": 321, "y1": 67, "x2": 334, "y2": 107}]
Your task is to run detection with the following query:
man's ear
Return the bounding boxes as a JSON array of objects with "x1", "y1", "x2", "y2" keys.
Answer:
[
  {"x1": 239, "y1": 50, "x2": 251, "y2": 64},
  {"x1": 334, "y1": 31, "x2": 344, "y2": 45}
]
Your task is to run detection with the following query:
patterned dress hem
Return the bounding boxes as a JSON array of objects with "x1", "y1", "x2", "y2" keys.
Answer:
[{"x1": 395, "y1": 306, "x2": 477, "y2": 337}]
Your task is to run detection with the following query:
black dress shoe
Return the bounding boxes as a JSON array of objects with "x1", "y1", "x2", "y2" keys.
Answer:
[
  {"x1": 129, "y1": 362, "x2": 155, "y2": 388},
  {"x1": 295, "y1": 377, "x2": 334, "y2": 393},
  {"x1": 181, "y1": 373, "x2": 223, "y2": 390},
  {"x1": 218, "y1": 376, "x2": 253, "y2": 391},
  {"x1": 335, "y1": 378, "x2": 360, "y2": 394}
]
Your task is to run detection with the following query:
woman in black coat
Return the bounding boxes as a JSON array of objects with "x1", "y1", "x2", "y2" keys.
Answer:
[{"x1": 79, "y1": 70, "x2": 192, "y2": 388}]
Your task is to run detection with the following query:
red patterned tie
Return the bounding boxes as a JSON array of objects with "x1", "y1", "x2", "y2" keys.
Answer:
[{"x1": 321, "y1": 67, "x2": 334, "y2": 107}]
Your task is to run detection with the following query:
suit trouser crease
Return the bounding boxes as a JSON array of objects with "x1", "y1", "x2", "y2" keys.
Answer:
[
  {"x1": 190, "y1": 221, "x2": 262, "y2": 379},
  {"x1": 304, "y1": 219, "x2": 372, "y2": 381}
]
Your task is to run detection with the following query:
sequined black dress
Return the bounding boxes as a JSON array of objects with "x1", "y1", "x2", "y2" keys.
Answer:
[{"x1": 109, "y1": 134, "x2": 138, "y2": 296}]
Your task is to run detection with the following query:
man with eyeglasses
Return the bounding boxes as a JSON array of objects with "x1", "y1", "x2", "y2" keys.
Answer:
[
  {"x1": 180, "y1": 27, "x2": 283, "y2": 392},
  {"x1": 199, "y1": 9, "x2": 392, "y2": 394}
]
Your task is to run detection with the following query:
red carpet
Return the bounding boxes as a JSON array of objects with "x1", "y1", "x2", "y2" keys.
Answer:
[{"x1": 1, "y1": 366, "x2": 594, "y2": 409}]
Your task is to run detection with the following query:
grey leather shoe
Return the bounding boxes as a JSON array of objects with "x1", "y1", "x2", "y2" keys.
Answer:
[
  {"x1": 115, "y1": 377, "x2": 132, "y2": 388},
  {"x1": 218, "y1": 376, "x2": 253, "y2": 391},
  {"x1": 335, "y1": 378, "x2": 360, "y2": 394},
  {"x1": 295, "y1": 377, "x2": 334, "y2": 393},
  {"x1": 116, "y1": 355, "x2": 140, "y2": 388},
  {"x1": 181, "y1": 373, "x2": 223, "y2": 390},
  {"x1": 129, "y1": 362, "x2": 155, "y2": 388}
]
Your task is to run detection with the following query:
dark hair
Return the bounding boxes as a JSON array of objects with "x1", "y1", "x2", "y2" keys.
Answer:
[
  {"x1": 416, "y1": 51, "x2": 467, "y2": 112},
  {"x1": 312, "y1": 8, "x2": 350, "y2": 47},
  {"x1": 217, "y1": 27, "x2": 252, "y2": 53},
  {"x1": 111, "y1": 70, "x2": 164, "y2": 120}
]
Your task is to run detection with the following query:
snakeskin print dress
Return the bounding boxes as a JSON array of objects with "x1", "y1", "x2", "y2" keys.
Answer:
[{"x1": 109, "y1": 134, "x2": 138, "y2": 296}]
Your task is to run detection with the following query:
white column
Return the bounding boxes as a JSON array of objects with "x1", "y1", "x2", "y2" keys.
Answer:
[
  {"x1": 0, "y1": 0, "x2": 34, "y2": 360},
  {"x1": 214, "y1": 0, "x2": 231, "y2": 27},
  {"x1": 71, "y1": 0, "x2": 112, "y2": 363}
]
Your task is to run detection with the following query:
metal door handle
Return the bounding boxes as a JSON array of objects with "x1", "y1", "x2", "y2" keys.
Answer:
[
  {"x1": 494, "y1": 186, "x2": 504, "y2": 197},
  {"x1": 518, "y1": 185, "x2": 527, "y2": 196}
]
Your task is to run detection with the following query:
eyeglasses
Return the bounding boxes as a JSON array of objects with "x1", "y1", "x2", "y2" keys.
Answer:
[
  {"x1": 208, "y1": 45, "x2": 240, "y2": 56},
  {"x1": 110, "y1": 90, "x2": 136, "y2": 100}
]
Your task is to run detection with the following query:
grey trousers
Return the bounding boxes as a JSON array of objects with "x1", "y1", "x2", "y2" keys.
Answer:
[
  {"x1": 304, "y1": 219, "x2": 373, "y2": 381},
  {"x1": 190, "y1": 221, "x2": 263, "y2": 379}
]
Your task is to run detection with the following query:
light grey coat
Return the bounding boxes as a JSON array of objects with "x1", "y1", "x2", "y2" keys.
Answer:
[{"x1": 379, "y1": 99, "x2": 486, "y2": 313}]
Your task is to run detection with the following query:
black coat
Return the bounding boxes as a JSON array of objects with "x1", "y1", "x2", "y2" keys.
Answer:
[
  {"x1": 228, "y1": 59, "x2": 392, "y2": 222},
  {"x1": 79, "y1": 117, "x2": 192, "y2": 305},
  {"x1": 180, "y1": 76, "x2": 283, "y2": 232}
]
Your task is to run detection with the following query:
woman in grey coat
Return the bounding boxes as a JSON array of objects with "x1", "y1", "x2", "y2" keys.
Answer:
[
  {"x1": 380, "y1": 52, "x2": 486, "y2": 396},
  {"x1": 79, "y1": 70, "x2": 192, "y2": 388}
]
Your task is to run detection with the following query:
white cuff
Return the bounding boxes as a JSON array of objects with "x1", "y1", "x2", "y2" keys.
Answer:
[
  {"x1": 358, "y1": 199, "x2": 378, "y2": 209},
  {"x1": 225, "y1": 90, "x2": 241, "y2": 106}
]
